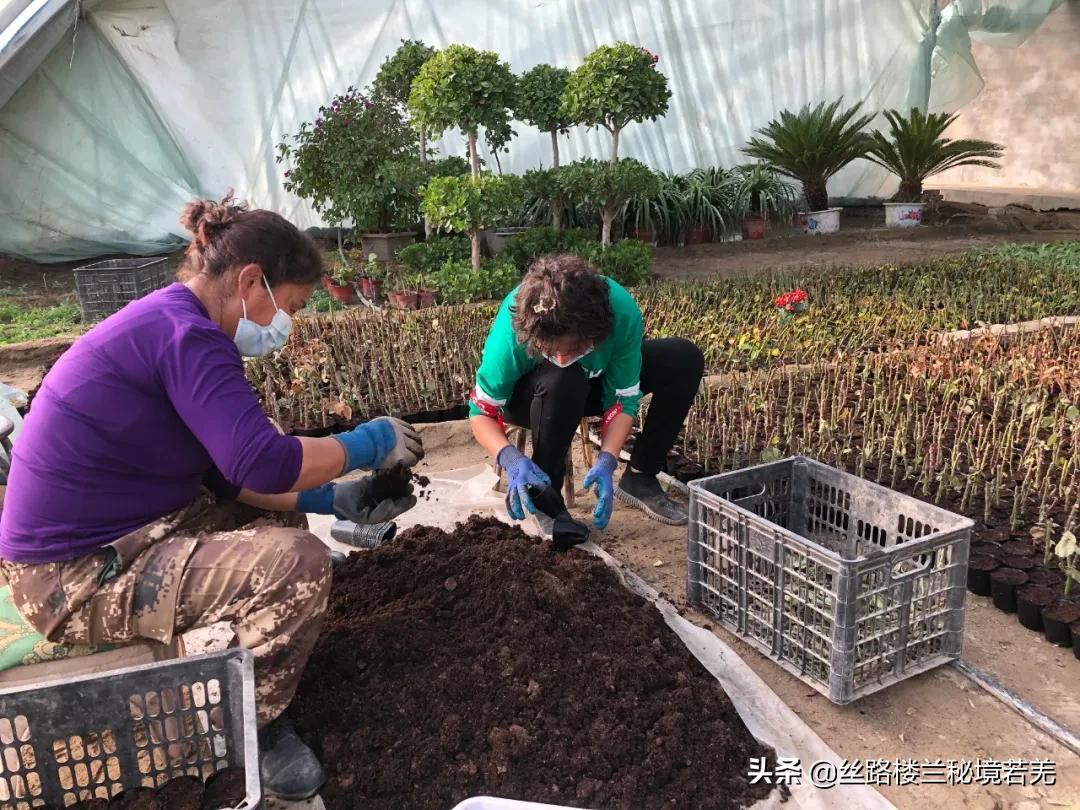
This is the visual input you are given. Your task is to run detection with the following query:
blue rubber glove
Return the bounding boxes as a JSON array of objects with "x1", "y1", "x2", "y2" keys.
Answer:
[
  {"x1": 333, "y1": 417, "x2": 423, "y2": 473},
  {"x1": 583, "y1": 451, "x2": 618, "y2": 530},
  {"x1": 497, "y1": 445, "x2": 551, "y2": 521}
]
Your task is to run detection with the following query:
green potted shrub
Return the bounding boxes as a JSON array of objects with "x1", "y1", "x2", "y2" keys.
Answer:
[
  {"x1": 730, "y1": 164, "x2": 802, "y2": 240},
  {"x1": 867, "y1": 108, "x2": 1003, "y2": 228},
  {"x1": 373, "y1": 39, "x2": 437, "y2": 161},
  {"x1": 421, "y1": 172, "x2": 524, "y2": 265},
  {"x1": 560, "y1": 158, "x2": 657, "y2": 245},
  {"x1": 520, "y1": 167, "x2": 569, "y2": 233},
  {"x1": 409, "y1": 44, "x2": 517, "y2": 269},
  {"x1": 682, "y1": 168, "x2": 731, "y2": 245},
  {"x1": 563, "y1": 43, "x2": 671, "y2": 165},
  {"x1": 356, "y1": 251, "x2": 387, "y2": 302},
  {"x1": 743, "y1": 99, "x2": 874, "y2": 235},
  {"x1": 323, "y1": 253, "x2": 356, "y2": 303},
  {"x1": 277, "y1": 88, "x2": 421, "y2": 261},
  {"x1": 514, "y1": 64, "x2": 576, "y2": 169}
]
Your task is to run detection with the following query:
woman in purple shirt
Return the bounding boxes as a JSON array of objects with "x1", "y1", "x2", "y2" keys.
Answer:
[{"x1": 0, "y1": 195, "x2": 421, "y2": 800}]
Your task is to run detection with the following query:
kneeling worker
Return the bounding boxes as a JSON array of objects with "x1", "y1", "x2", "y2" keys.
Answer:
[{"x1": 469, "y1": 253, "x2": 704, "y2": 535}]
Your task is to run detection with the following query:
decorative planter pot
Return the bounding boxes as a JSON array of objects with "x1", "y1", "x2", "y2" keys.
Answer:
[
  {"x1": 387, "y1": 288, "x2": 437, "y2": 310},
  {"x1": 884, "y1": 202, "x2": 925, "y2": 228},
  {"x1": 629, "y1": 227, "x2": 656, "y2": 244},
  {"x1": 799, "y1": 208, "x2": 842, "y2": 235},
  {"x1": 357, "y1": 276, "x2": 381, "y2": 302},
  {"x1": 324, "y1": 277, "x2": 354, "y2": 303},
  {"x1": 741, "y1": 216, "x2": 766, "y2": 241},
  {"x1": 685, "y1": 225, "x2": 711, "y2": 245},
  {"x1": 483, "y1": 227, "x2": 528, "y2": 256},
  {"x1": 360, "y1": 232, "x2": 415, "y2": 263}
]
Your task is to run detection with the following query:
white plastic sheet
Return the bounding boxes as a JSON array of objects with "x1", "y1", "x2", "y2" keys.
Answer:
[
  {"x1": 0, "y1": 0, "x2": 1063, "y2": 260},
  {"x1": 310, "y1": 465, "x2": 896, "y2": 810}
]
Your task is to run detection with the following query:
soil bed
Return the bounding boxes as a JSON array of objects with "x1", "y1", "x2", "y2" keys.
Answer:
[{"x1": 291, "y1": 516, "x2": 780, "y2": 810}]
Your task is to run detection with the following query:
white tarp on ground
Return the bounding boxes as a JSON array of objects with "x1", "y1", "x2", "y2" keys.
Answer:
[
  {"x1": 309, "y1": 465, "x2": 896, "y2": 810},
  {"x1": 0, "y1": 0, "x2": 1064, "y2": 261}
]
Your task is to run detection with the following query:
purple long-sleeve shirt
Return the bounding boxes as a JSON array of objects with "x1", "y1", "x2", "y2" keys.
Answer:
[{"x1": 0, "y1": 284, "x2": 303, "y2": 564}]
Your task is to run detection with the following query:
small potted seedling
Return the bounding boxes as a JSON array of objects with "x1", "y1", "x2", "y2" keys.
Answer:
[
  {"x1": 387, "y1": 265, "x2": 436, "y2": 310},
  {"x1": 324, "y1": 255, "x2": 356, "y2": 303},
  {"x1": 357, "y1": 252, "x2": 386, "y2": 302}
]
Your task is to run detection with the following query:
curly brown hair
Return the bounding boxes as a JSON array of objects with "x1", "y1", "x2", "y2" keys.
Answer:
[
  {"x1": 511, "y1": 254, "x2": 613, "y2": 357},
  {"x1": 177, "y1": 192, "x2": 323, "y2": 286}
]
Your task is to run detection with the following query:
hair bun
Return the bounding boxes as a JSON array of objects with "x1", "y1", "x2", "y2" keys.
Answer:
[{"x1": 179, "y1": 191, "x2": 248, "y2": 246}]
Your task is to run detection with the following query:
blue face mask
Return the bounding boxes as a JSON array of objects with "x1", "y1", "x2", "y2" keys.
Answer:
[
  {"x1": 545, "y1": 346, "x2": 592, "y2": 368},
  {"x1": 233, "y1": 276, "x2": 292, "y2": 358}
]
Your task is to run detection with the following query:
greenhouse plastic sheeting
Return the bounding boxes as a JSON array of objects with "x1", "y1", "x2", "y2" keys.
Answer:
[{"x1": 0, "y1": 0, "x2": 1064, "y2": 261}]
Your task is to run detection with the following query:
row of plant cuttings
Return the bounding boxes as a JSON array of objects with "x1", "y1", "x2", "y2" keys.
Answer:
[{"x1": 678, "y1": 330, "x2": 1080, "y2": 590}]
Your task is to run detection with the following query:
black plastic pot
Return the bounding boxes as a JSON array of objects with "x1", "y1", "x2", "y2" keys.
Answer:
[
  {"x1": 1026, "y1": 567, "x2": 1065, "y2": 589},
  {"x1": 1042, "y1": 602, "x2": 1080, "y2": 647},
  {"x1": 970, "y1": 541, "x2": 1004, "y2": 560},
  {"x1": 1072, "y1": 621, "x2": 1080, "y2": 661},
  {"x1": 1016, "y1": 585, "x2": 1055, "y2": 632},
  {"x1": 1001, "y1": 540, "x2": 1036, "y2": 557},
  {"x1": 1001, "y1": 554, "x2": 1035, "y2": 571},
  {"x1": 990, "y1": 568, "x2": 1029, "y2": 613},
  {"x1": 966, "y1": 553, "x2": 1000, "y2": 597}
]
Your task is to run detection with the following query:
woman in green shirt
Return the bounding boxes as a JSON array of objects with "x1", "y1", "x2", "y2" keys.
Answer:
[{"x1": 470, "y1": 254, "x2": 704, "y2": 536}]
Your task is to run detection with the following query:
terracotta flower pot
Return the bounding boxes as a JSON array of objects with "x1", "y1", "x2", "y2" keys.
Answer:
[
  {"x1": 324, "y1": 277, "x2": 354, "y2": 303},
  {"x1": 630, "y1": 227, "x2": 655, "y2": 244},
  {"x1": 685, "y1": 225, "x2": 710, "y2": 245},
  {"x1": 357, "y1": 277, "x2": 381, "y2": 301},
  {"x1": 741, "y1": 216, "x2": 766, "y2": 241},
  {"x1": 387, "y1": 288, "x2": 437, "y2": 310}
]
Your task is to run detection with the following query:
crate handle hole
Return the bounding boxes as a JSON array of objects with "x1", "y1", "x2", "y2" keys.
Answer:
[{"x1": 891, "y1": 553, "x2": 933, "y2": 579}]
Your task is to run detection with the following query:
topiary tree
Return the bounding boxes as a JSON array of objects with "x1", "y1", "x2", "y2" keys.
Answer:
[
  {"x1": 560, "y1": 158, "x2": 658, "y2": 245},
  {"x1": 277, "y1": 88, "x2": 418, "y2": 235},
  {"x1": 421, "y1": 173, "x2": 523, "y2": 270},
  {"x1": 515, "y1": 64, "x2": 575, "y2": 168},
  {"x1": 373, "y1": 39, "x2": 437, "y2": 162},
  {"x1": 408, "y1": 44, "x2": 517, "y2": 180},
  {"x1": 562, "y1": 43, "x2": 671, "y2": 166}
]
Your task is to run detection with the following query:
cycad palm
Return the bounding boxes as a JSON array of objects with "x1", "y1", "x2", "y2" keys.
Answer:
[
  {"x1": 743, "y1": 99, "x2": 874, "y2": 212},
  {"x1": 867, "y1": 108, "x2": 1003, "y2": 202}
]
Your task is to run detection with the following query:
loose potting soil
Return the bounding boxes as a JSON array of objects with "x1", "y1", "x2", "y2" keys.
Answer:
[
  {"x1": 373, "y1": 464, "x2": 434, "y2": 502},
  {"x1": 291, "y1": 516, "x2": 780, "y2": 810}
]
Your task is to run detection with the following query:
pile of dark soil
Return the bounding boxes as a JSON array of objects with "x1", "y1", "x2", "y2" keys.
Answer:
[
  {"x1": 291, "y1": 516, "x2": 779, "y2": 810},
  {"x1": 373, "y1": 464, "x2": 434, "y2": 502},
  {"x1": 67, "y1": 767, "x2": 246, "y2": 809}
]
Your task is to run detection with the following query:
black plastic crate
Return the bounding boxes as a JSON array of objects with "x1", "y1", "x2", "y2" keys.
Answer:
[{"x1": 73, "y1": 258, "x2": 171, "y2": 323}]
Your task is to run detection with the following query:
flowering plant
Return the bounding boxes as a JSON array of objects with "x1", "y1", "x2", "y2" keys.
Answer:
[
  {"x1": 277, "y1": 87, "x2": 419, "y2": 232},
  {"x1": 774, "y1": 288, "x2": 808, "y2": 315}
]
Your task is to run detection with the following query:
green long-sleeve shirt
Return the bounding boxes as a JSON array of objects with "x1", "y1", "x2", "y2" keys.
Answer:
[{"x1": 469, "y1": 276, "x2": 644, "y2": 419}]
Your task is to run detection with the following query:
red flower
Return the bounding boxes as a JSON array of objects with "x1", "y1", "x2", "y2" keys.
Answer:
[
  {"x1": 640, "y1": 47, "x2": 659, "y2": 66},
  {"x1": 774, "y1": 289, "x2": 807, "y2": 313}
]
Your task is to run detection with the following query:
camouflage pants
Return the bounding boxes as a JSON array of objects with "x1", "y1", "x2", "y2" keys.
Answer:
[{"x1": 0, "y1": 492, "x2": 331, "y2": 726}]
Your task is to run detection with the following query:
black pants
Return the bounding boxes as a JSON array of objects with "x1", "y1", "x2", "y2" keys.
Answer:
[{"x1": 503, "y1": 338, "x2": 705, "y2": 491}]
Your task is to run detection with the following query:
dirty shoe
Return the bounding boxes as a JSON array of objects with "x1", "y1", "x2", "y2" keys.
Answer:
[
  {"x1": 259, "y1": 717, "x2": 326, "y2": 800},
  {"x1": 615, "y1": 470, "x2": 688, "y2": 526},
  {"x1": 531, "y1": 510, "x2": 555, "y2": 539}
]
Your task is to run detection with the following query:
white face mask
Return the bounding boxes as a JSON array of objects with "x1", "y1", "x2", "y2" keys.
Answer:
[
  {"x1": 545, "y1": 346, "x2": 592, "y2": 368},
  {"x1": 233, "y1": 275, "x2": 292, "y2": 358}
]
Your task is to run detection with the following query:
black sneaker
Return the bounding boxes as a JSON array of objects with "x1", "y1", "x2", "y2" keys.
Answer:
[
  {"x1": 258, "y1": 717, "x2": 326, "y2": 801},
  {"x1": 615, "y1": 470, "x2": 688, "y2": 526}
]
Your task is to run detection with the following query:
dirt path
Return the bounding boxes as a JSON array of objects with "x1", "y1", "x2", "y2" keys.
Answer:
[{"x1": 415, "y1": 421, "x2": 1080, "y2": 810}]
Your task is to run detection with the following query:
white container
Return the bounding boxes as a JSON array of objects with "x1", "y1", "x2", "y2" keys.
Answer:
[
  {"x1": 799, "y1": 207, "x2": 841, "y2": 235},
  {"x1": 883, "y1": 201, "x2": 924, "y2": 228}
]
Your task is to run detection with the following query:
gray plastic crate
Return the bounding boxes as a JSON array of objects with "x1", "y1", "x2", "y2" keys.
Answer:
[
  {"x1": 0, "y1": 649, "x2": 259, "y2": 808},
  {"x1": 73, "y1": 258, "x2": 171, "y2": 323},
  {"x1": 687, "y1": 457, "x2": 972, "y2": 704}
]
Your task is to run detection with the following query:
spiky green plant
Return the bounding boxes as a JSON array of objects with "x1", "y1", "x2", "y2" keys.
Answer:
[
  {"x1": 743, "y1": 99, "x2": 874, "y2": 212},
  {"x1": 729, "y1": 163, "x2": 802, "y2": 222},
  {"x1": 866, "y1": 108, "x2": 1003, "y2": 203}
]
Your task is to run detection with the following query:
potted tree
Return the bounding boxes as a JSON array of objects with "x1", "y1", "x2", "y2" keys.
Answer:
[
  {"x1": 514, "y1": 63, "x2": 576, "y2": 169},
  {"x1": 421, "y1": 172, "x2": 524, "y2": 266},
  {"x1": 730, "y1": 164, "x2": 802, "y2": 240},
  {"x1": 867, "y1": 108, "x2": 1003, "y2": 228},
  {"x1": 743, "y1": 99, "x2": 874, "y2": 235},
  {"x1": 278, "y1": 88, "x2": 420, "y2": 261},
  {"x1": 560, "y1": 158, "x2": 657, "y2": 246},
  {"x1": 562, "y1": 43, "x2": 671, "y2": 166},
  {"x1": 522, "y1": 167, "x2": 569, "y2": 233},
  {"x1": 373, "y1": 39, "x2": 437, "y2": 162},
  {"x1": 409, "y1": 44, "x2": 517, "y2": 270},
  {"x1": 682, "y1": 167, "x2": 730, "y2": 245}
]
